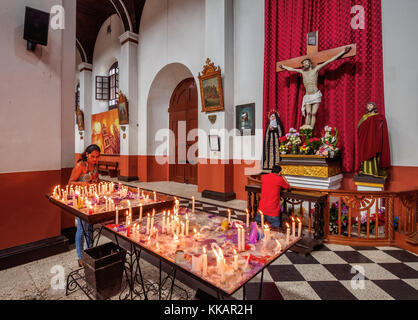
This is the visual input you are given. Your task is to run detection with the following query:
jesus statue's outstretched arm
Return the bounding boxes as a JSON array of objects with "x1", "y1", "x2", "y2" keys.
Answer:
[
  {"x1": 279, "y1": 65, "x2": 303, "y2": 73},
  {"x1": 316, "y1": 46, "x2": 351, "y2": 71}
]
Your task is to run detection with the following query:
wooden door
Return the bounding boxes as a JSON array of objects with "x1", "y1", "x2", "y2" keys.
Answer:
[{"x1": 169, "y1": 78, "x2": 198, "y2": 184}]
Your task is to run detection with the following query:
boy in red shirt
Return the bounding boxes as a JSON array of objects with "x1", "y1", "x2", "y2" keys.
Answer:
[{"x1": 256, "y1": 165, "x2": 290, "y2": 228}]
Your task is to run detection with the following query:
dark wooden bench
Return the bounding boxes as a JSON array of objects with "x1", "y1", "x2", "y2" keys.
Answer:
[{"x1": 98, "y1": 161, "x2": 119, "y2": 178}]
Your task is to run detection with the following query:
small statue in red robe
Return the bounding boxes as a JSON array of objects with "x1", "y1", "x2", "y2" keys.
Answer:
[{"x1": 356, "y1": 102, "x2": 391, "y2": 177}]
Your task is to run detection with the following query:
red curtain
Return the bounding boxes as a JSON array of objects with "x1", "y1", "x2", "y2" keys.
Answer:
[{"x1": 263, "y1": 0, "x2": 385, "y2": 172}]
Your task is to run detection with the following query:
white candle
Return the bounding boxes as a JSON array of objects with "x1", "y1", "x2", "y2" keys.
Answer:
[
  {"x1": 286, "y1": 223, "x2": 290, "y2": 244},
  {"x1": 128, "y1": 200, "x2": 132, "y2": 217},
  {"x1": 115, "y1": 206, "x2": 119, "y2": 225},
  {"x1": 264, "y1": 224, "x2": 270, "y2": 242},
  {"x1": 246, "y1": 208, "x2": 250, "y2": 228},
  {"x1": 150, "y1": 211, "x2": 155, "y2": 234},
  {"x1": 162, "y1": 211, "x2": 166, "y2": 234},
  {"x1": 202, "y1": 247, "x2": 207, "y2": 276},
  {"x1": 185, "y1": 214, "x2": 189, "y2": 236},
  {"x1": 139, "y1": 204, "x2": 143, "y2": 221},
  {"x1": 125, "y1": 211, "x2": 129, "y2": 227},
  {"x1": 176, "y1": 217, "x2": 180, "y2": 236},
  {"x1": 192, "y1": 255, "x2": 201, "y2": 273},
  {"x1": 192, "y1": 196, "x2": 195, "y2": 213},
  {"x1": 297, "y1": 218, "x2": 302, "y2": 238},
  {"x1": 275, "y1": 240, "x2": 282, "y2": 252},
  {"x1": 237, "y1": 225, "x2": 242, "y2": 251},
  {"x1": 228, "y1": 209, "x2": 231, "y2": 224},
  {"x1": 291, "y1": 217, "x2": 295, "y2": 238},
  {"x1": 180, "y1": 222, "x2": 185, "y2": 237},
  {"x1": 233, "y1": 248, "x2": 238, "y2": 271},
  {"x1": 166, "y1": 216, "x2": 171, "y2": 234},
  {"x1": 137, "y1": 187, "x2": 140, "y2": 199},
  {"x1": 153, "y1": 191, "x2": 157, "y2": 202},
  {"x1": 259, "y1": 210, "x2": 264, "y2": 231},
  {"x1": 241, "y1": 227, "x2": 245, "y2": 251},
  {"x1": 244, "y1": 254, "x2": 250, "y2": 271},
  {"x1": 146, "y1": 214, "x2": 151, "y2": 235}
]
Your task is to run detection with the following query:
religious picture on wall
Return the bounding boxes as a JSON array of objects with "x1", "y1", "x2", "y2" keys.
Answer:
[
  {"x1": 76, "y1": 107, "x2": 84, "y2": 131},
  {"x1": 92, "y1": 109, "x2": 121, "y2": 155},
  {"x1": 236, "y1": 103, "x2": 255, "y2": 136},
  {"x1": 118, "y1": 91, "x2": 129, "y2": 125},
  {"x1": 198, "y1": 58, "x2": 225, "y2": 113}
]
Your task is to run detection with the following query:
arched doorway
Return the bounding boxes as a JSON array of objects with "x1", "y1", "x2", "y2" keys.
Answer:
[{"x1": 169, "y1": 78, "x2": 198, "y2": 185}]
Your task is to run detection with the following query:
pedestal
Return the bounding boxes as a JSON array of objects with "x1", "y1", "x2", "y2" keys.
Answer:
[
  {"x1": 353, "y1": 174, "x2": 387, "y2": 213},
  {"x1": 279, "y1": 155, "x2": 342, "y2": 190}
]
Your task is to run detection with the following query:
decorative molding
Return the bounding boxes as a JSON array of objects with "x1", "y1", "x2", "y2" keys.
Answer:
[
  {"x1": 281, "y1": 164, "x2": 341, "y2": 178},
  {"x1": 78, "y1": 62, "x2": 93, "y2": 73},
  {"x1": 119, "y1": 31, "x2": 139, "y2": 46},
  {"x1": 208, "y1": 115, "x2": 217, "y2": 124}
]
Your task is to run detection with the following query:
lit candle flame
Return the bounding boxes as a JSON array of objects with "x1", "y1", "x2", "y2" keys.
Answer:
[
  {"x1": 291, "y1": 216, "x2": 295, "y2": 222},
  {"x1": 286, "y1": 223, "x2": 290, "y2": 228},
  {"x1": 233, "y1": 248, "x2": 237, "y2": 255},
  {"x1": 203, "y1": 246, "x2": 206, "y2": 254},
  {"x1": 297, "y1": 217, "x2": 301, "y2": 223}
]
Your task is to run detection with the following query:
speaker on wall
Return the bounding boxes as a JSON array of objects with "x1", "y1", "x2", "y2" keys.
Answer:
[{"x1": 23, "y1": 6, "x2": 50, "y2": 51}]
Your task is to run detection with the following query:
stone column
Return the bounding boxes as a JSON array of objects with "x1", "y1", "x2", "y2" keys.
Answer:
[
  {"x1": 118, "y1": 31, "x2": 139, "y2": 181},
  {"x1": 198, "y1": 0, "x2": 235, "y2": 201},
  {"x1": 77, "y1": 62, "x2": 93, "y2": 155}
]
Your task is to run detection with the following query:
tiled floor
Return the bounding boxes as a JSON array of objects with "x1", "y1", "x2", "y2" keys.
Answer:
[
  {"x1": 1, "y1": 192, "x2": 417, "y2": 300},
  {"x1": 263, "y1": 244, "x2": 418, "y2": 300},
  {"x1": 100, "y1": 177, "x2": 248, "y2": 211}
]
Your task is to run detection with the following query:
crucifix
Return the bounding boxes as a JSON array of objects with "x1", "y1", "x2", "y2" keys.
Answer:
[{"x1": 277, "y1": 31, "x2": 357, "y2": 130}]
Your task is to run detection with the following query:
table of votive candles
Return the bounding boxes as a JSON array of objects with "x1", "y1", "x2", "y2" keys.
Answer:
[
  {"x1": 47, "y1": 182, "x2": 176, "y2": 225},
  {"x1": 104, "y1": 206, "x2": 301, "y2": 297}
]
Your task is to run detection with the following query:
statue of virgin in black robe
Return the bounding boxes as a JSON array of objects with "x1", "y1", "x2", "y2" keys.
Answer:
[{"x1": 263, "y1": 111, "x2": 285, "y2": 170}]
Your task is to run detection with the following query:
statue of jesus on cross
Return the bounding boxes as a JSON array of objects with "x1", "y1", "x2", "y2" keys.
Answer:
[{"x1": 279, "y1": 46, "x2": 351, "y2": 130}]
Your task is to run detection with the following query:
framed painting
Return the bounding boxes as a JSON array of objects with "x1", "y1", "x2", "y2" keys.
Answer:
[
  {"x1": 236, "y1": 103, "x2": 255, "y2": 136},
  {"x1": 118, "y1": 91, "x2": 129, "y2": 125},
  {"x1": 76, "y1": 107, "x2": 84, "y2": 131},
  {"x1": 198, "y1": 58, "x2": 225, "y2": 113}
]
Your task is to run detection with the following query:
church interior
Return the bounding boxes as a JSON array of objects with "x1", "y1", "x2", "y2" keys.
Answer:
[{"x1": 0, "y1": 0, "x2": 417, "y2": 301}]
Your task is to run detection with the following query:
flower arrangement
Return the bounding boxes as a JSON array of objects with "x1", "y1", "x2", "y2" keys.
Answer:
[
  {"x1": 279, "y1": 136, "x2": 289, "y2": 154},
  {"x1": 286, "y1": 128, "x2": 302, "y2": 154},
  {"x1": 316, "y1": 125, "x2": 339, "y2": 158},
  {"x1": 299, "y1": 144, "x2": 311, "y2": 155},
  {"x1": 299, "y1": 124, "x2": 313, "y2": 140}
]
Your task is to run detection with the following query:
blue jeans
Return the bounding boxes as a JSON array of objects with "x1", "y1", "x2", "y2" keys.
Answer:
[
  {"x1": 76, "y1": 218, "x2": 93, "y2": 260},
  {"x1": 255, "y1": 213, "x2": 281, "y2": 228}
]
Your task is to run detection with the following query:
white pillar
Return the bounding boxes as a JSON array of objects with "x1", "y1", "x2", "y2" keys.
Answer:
[
  {"x1": 118, "y1": 32, "x2": 139, "y2": 179},
  {"x1": 77, "y1": 62, "x2": 93, "y2": 152},
  {"x1": 201, "y1": 0, "x2": 234, "y2": 162}
]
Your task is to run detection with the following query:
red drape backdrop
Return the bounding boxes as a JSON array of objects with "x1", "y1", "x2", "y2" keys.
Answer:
[{"x1": 263, "y1": 0, "x2": 385, "y2": 172}]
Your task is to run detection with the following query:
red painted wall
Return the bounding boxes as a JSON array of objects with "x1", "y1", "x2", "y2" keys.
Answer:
[{"x1": 0, "y1": 170, "x2": 62, "y2": 250}]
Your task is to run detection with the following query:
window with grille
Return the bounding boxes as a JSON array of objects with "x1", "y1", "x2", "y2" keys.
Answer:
[
  {"x1": 108, "y1": 62, "x2": 119, "y2": 110},
  {"x1": 96, "y1": 76, "x2": 109, "y2": 101}
]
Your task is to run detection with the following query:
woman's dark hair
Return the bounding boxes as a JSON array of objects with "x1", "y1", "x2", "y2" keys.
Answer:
[
  {"x1": 78, "y1": 144, "x2": 101, "y2": 162},
  {"x1": 272, "y1": 165, "x2": 282, "y2": 174}
]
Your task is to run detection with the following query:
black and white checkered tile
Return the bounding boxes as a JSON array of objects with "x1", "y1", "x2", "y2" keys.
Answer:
[
  {"x1": 180, "y1": 197, "x2": 418, "y2": 300},
  {"x1": 250, "y1": 244, "x2": 418, "y2": 300}
]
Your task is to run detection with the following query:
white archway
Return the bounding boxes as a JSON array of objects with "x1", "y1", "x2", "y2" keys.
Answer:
[{"x1": 147, "y1": 63, "x2": 195, "y2": 156}]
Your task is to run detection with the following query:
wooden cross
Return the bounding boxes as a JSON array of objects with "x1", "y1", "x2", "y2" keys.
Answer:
[{"x1": 276, "y1": 31, "x2": 357, "y2": 72}]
